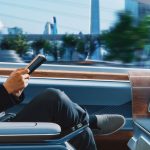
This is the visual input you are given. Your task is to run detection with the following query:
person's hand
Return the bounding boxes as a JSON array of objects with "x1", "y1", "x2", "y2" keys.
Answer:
[{"x1": 3, "y1": 68, "x2": 30, "y2": 97}]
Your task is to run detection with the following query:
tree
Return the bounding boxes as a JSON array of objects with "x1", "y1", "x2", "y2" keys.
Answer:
[
  {"x1": 100, "y1": 11, "x2": 149, "y2": 63},
  {"x1": 62, "y1": 34, "x2": 78, "y2": 60},
  {"x1": 0, "y1": 37, "x2": 12, "y2": 50},
  {"x1": 0, "y1": 35, "x2": 28, "y2": 56},
  {"x1": 84, "y1": 35, "x2": 97, "y2": 58},
  {"x1": 138, "y1": 15, "x2": 150, "y2": 44},
  {"x1": 31, "y1": 38, "x2": 47, "y2": 55},
  {"x1": 76, "y1": 38, "x2": 85, "y2": 54},
  {"x1": 44, "y1": 41, "x2": 64, "y2": 61},
  {"x1": 12, "y1": 35, "x2": 28, "y2": 56}
]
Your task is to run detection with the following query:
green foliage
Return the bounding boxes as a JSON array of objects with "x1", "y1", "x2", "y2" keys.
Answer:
[
  {"x1": 0, "y1": 35, "x2": 28, "y2": 56},
  {"x1": 44, "y1": 41, "x2": 64, "y2": 61},
  {"x1": 76, "y1": 38, "x2": 85, "y2": 54},
  {"x1": 62, "y1": 34, "x2": 78, "y2": 48},
  {"x1": 84, "y1": 35, "x2": 97, "y2": 56},
  {"x1": 139, "y1": 15, "x2": 150, "y2": 44},
  {"x1": 62, "y1": 34, "x2": 79, "y2": 60},
  {"x1": 31, "y1": 38, "x2": 47, "y2": 54},
  {"x1": 101, "y1": 11, "x2": 149, "y2": 63},
  {"x1": 0, "y1": 37, "x2": 12, "y2": 50},
  {"x1": 0, "y1": 33, "x2": 100, "y2": 61}
]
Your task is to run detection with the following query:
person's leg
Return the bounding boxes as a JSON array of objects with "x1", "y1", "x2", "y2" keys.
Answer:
[
  {"x1": 69, "y1": 127, "x2": 96, "y2": 150},
  {"x1": 12, "y1": 88, "x2": 97, "y2": 150}
]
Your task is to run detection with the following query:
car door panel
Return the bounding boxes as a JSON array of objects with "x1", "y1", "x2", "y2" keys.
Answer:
[
  {"x1": 0, "y1": 76, "x2": 132, "y2": 119},
  {"x1": 0, "y1": 67, "x2": 133, "y2": 150},
  {"x1": 128, "y1": 70, "x2": 150, "y2": 150}
]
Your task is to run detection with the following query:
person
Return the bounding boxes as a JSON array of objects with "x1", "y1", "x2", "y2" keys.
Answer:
[{"x1": 0, "y1": 68, "x2": 125, "y2": 150}]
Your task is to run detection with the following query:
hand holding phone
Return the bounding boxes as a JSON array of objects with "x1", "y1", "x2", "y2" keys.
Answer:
[{"x1": 25, "y1": 54, "x2": 47, "y2": 74}]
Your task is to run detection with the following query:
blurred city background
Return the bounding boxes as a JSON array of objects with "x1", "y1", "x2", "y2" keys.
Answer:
[{"x1": 0, "y1": 0, "x2": 150, "y2": 68}]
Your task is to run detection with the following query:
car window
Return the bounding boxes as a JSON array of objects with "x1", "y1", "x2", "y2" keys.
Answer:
[{"x1": 0, "y1": 0, "x2": 150, "y2": 69}]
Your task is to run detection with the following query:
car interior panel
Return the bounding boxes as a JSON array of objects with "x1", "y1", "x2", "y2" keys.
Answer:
[
  {"x1": 0, "y1": 66, "x2": 150, "y2": 150},
  {"x1": 0, "y1": 67, "x2": 133, "y2": 150},
  {"x1": 0, "y1": 0, "x2": 150, "y2": 149},
  {"x1": 128, "y1": 70, "x2": 150, "y2": 150}
]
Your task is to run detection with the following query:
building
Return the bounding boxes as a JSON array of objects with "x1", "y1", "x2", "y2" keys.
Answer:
[
  {"x1": 90, "y1": 0, "x2": 100, "y2": 34},
  {"x1": 138, "y1": 0, "x2": 150, "y2": 19},
  {"x1": 8, "y1": 27, "x2": 23, "y2": 35},
  {"x1": 90, "y1": 0, "x2": 101, "y2": 60},
  {"x1": 44, "y1": 17, "x2": 58, "y2": 35},
  {"x1": 125, "y1": 0, "x2": 150, "y2": 20},
  {"x1": 52, "y1": 17, "x2": 58, "y2": 35},
  {"x1": 125, "y1": 0, "x2": 139, "y2": 20},
  {"x1": 43, "y1": 22, "x2": 51, "y2": 35}
]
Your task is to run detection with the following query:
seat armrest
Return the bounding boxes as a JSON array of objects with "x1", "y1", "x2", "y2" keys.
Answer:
[
  {"x1": 0, "y1": 113, "x2": 16, "y2": 122},
  {"x1": 0, "y1": 122, "x2": 61, "y2": 142},
  {"x1": 0, "y1": 122, "x2": 88, "y2": 144}
]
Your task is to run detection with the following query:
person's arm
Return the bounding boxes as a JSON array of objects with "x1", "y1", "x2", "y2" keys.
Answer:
[
  {"x1": 0, "y1": 85, "x2": 24, "y2": 112},
  {"x1": 0, "y1": 68, "x2": 29, "y2": 112},
  {"x1": 10, "y1": 91, "x2": 25, "y2": 104}
]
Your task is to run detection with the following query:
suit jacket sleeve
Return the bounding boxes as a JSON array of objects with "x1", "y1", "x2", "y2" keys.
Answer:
[{"x1": 0, "y1": 85, "x2": 24, "y2": 112}]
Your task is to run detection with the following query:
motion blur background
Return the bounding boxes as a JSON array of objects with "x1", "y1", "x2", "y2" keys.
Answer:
[{"x1": 0, "y1": 0, "x2": 150, "y2": 68}]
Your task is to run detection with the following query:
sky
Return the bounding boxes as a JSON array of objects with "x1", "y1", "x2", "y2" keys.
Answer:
[{"x1": 0, "y1": 0, "x2": 125, "y2": 34}]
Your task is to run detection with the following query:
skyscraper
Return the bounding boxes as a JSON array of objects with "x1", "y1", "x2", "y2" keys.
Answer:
[
  {"x1": 50, "y1": 17, "x2": 58, "y2": 35},
  {"x1": 125, "y1": 0, "x2": 139, "y2": 20},
  {"x1": 43, "y1": 22, "x2": 51, "y2": 35},
  {"x1": 138, "y1": 0, "x2": 150, "y2": 19},
  {"x1": 125, "y1": 0, "x2": 150, "y2": 20},
  {"x1": 90, "y1": 0, "x2": 101, "y2": 60},
  {"x1": 44, "y1": 17, "x2": 58, "y2": 35},
  {"x1": 90, "y1": 0, "x2": 100, "y2": 34},
  {"x1": 8, "y1": 27, "x2": 23, "y2": 35}
]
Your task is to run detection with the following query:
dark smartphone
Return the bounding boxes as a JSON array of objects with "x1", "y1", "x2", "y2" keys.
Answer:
[{"x1": 25, "y1": 54, "x2": 46, "y2": 74}]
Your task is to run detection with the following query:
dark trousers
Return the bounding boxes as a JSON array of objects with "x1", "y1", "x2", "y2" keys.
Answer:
[{"x1": 12, "y1": 88, "x2": 97, "y2": 150}]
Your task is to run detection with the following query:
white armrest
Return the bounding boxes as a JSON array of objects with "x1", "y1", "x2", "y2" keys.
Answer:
[
  {"x1": 0, "y1": 122, "x2": 61, "y2": 135},
  {"x1": 0, "y1": 122, "x2": 61, "y2": 142}
]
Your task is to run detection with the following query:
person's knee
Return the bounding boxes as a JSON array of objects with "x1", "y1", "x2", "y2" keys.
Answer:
[
  {"x1": 44, "y1": 88, "x2": 62, "y2": 96},
  {"x1": 41, "y1": 88, "x2": 64, "y2": 105}
]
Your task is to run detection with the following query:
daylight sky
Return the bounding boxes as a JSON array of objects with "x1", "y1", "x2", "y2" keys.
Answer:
[{"x1": 0, "y1": 0, "x2": 125, "y2": 34}]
